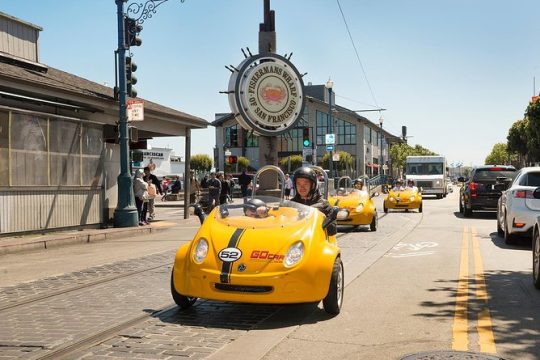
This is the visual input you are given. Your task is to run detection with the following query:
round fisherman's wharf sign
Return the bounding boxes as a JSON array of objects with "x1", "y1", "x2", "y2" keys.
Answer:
[{"x1": 228, "y1": 53, "x2": 305, "y2": 136}]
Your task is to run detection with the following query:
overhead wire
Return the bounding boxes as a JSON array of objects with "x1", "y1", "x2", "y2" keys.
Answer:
[{"x1": 336, "y1": 0, "x2": 379, "y2": 110}]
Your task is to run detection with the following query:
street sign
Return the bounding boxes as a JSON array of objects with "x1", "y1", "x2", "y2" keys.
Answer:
[
  {"x1": 127, "y1": 99, "x2": 144, "y2": 121},
  {"x1": 326, "y1": 145, "x2": 334, "y2": 151},
  {"x1": 325, "y1": 133, "x2": 335, "y2": 145},
  {"x1": 225, "y1": 150, "x2": 232, "y2": 156}
]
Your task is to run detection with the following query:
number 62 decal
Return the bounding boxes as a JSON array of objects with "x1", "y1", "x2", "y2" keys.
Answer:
[{"x1": 218, "y1": 247, "x2": 242, "y2": 262}]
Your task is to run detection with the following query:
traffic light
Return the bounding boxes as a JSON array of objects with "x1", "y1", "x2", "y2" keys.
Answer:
[
  {"x1": 124, "y1": 17, "x2": 142, "y2": 48},
  {"x1": 302, "y1": 128, "x2": 310, "y2": 147},
  {"x1": 125, "y1": 56, "x2": 137, "y2": 98},
  {"x1": 226, "y1": 155, "x2": 238, "y2": 164}
]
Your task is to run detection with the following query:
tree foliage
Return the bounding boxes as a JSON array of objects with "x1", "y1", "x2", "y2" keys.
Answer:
[
  {"x1": 321, "y1": 151, "x2": 354, "y2": 175},
  {"x1": 190, "y1": 154, "x2": 212, "y2": 172},
  {"x1": 278, "y1": 155, "x2": 303, "y2": 174},
  {"x1": 237, "y1": 156, "x2": 250, "y2": 171},
  {"x1": 484, "y1": 143, "x2": 515, "y2": 165},
  {"x1": 525, "y1": 98, "x2": 540, "y2": 162}
]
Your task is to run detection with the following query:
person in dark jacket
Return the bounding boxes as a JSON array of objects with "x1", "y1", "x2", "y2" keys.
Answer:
[
  {"x1": 218, "y1": 173, "x2": 230, "y2": 205},
  {"x1": 290, "y1": 167, "x2": 337, "y2": 235},
  {"x1": 238, "y1": 171, "x2": 252, "y2": 198}
]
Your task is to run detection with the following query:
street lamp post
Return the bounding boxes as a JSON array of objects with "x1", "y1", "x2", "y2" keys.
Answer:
[
  {"x1": 379, "y1": 114, "x2": 384, "y2": 177},
  {"x1": 113, "y1": 0, "x2": 138, "y2": 227},
  {"x1": 113, "y1": 0, "x2": 184, "y2": 227},
  {"x1": 325, "y1": 79, "x2": 334, "y2": 181}
]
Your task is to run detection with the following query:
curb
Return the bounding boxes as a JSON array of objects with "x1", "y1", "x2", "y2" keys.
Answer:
[{"x1": 0, "y1": 225, "x2": 170, "y2": 256}]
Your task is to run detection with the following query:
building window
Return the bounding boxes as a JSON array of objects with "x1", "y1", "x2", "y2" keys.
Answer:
[
  {"x1": 244, "y1": 130, "x2": 259, "y2": 147},
  {"x1": 316, "y1": 111, "x2": 356, "y2": 145},
  {"x1": 225, "y1": 125, "x2": 239, "y2": 148},
  {"x1": 1, "y1": 111, "x2": 104, "y2": 187},
  {"x1": 364, "y1": 126, "x2": 372, "y2": 144}
]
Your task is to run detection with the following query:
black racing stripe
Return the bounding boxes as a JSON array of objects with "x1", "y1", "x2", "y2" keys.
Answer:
[{"x1": 219, "y1": 228, "x2": 245, "y2": 283}]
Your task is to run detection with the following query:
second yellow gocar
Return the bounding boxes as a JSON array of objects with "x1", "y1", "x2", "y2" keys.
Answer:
[{"x1": 328, "y1": 176, "x2": 378, "y2": 231}]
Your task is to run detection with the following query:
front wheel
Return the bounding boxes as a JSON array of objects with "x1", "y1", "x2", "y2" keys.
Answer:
[
  {"x1": 496, "y1": 212, "x2": 504, "y2": 235},
  {"x1": 383, "y1": 203, "x2": 388, "y2": 214},
  {"x1": 370, "y1": 213, "x2": 377, "y2": 231},
  {"x1": 323, "y1": 257, "x2": 344, "y2": 315},
  {"x1": 419, "y1": 202, "x2": 423, "y2": 213},
  {"x1": 533, "y1": 228, "x2": 540, "y2": 289},
  {"x1": 171, "y1": 271, "x2": 197, "y2": 309},
  {"x1": 503, "y1": 213, "x2": 515, "y2": 245}
]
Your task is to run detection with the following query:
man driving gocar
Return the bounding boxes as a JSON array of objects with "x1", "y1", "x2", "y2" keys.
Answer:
[
  {"x1": 291, "y1": 167, "x2": 337, "y2": 235},
  {"x1": 406, "y1": 179, "x2": 419, "y2": 193},
  {"x1": 351, "y1": 178, "x2": 368, "y2": 195}
]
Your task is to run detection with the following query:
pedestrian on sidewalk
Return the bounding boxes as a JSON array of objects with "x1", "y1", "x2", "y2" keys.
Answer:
[
  {"x1": 189, "y1": 170, "x2": 200, "y2": 204},
  {"x1": 207, "y1": 172, "x2": 221, "y2": 211},
  {"x1": 133, "y1": 169, "x2": 149, "y2": 225},
  {"x1": 146, "y1": 177, "x2": 157, "y2": 221},
  {"x1": 219, "y1": 173, "x2": 231, "y2": 205}
]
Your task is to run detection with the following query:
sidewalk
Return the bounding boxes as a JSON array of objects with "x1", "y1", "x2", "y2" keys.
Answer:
[{"x1": 0, "y1": 199, "x2": 198, "y2": 256}]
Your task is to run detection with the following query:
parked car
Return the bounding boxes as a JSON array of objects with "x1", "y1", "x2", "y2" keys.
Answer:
[
  {"x1": 459, "y1": 165, "x2": 517, "y2": 218},
  {"x1": 497, "y1": 167, "x2": 540, "y2": 244},
  {"x1": 531, "y1": 209, "x2": 540, "y2": 289}
]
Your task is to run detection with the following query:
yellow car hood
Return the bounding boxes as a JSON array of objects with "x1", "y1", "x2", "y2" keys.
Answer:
[{"x1": 200, "y1": 210, "x2": 319, "y2": 275}]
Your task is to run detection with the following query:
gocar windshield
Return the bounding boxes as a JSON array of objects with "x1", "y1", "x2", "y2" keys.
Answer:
[{"x1": 214, "y1": 196, "x2": 315, "y2": 228}]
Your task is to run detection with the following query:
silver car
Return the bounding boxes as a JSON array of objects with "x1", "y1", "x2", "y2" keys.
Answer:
[{"x1": 497, "y1": 167, "x2": 540, "y2": 244}]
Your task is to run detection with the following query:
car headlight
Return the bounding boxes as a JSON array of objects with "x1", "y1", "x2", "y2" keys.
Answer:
[
  {"x1": 389, "y1": 196, "x2": 395, "y2": 202},
  {"x1": 410, "y1": 196, "x2": 415, "y2": 201},
  {"x1": 193, "y1": 238, "x2": 209, "y2": 263},
  {"x1": 356, "y1": 204, "x2": 364, "y2": 212},
  {"x1": 284, "y1": 241, "x2": 304, "y2": 268}
]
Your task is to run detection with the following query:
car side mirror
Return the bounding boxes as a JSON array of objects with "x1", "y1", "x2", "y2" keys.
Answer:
[
  {"x1": 322, "y1": 206, "x2": 339, "y2": 230},
  {"x1": 533, "y1": 187, "x2": 540, "y2": 199}
]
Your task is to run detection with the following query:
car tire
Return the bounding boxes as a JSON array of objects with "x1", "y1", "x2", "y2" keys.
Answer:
[
  {"x1": 170, "y1": 271, "x2": 197, "y2": 309},
  {"x1": 323, "y1": 257, "x2": 344, "y2": 315},
  {"x1": 459, "y1": 197, "x2": 464, "y2": 213},
  {"x1": 496, "y1": 212, "x2": 504, "y2": 235},
  {"x1": 533, "y1": 228, "x2": 540, "y2": 289},
  {"x1": 419, "y1": 202, "x2": 423, "y2": 213},
  {"x1": 383, "y1": 204, "x2": 388, "y2": 214},
  {"x1": 504, "y1": 213, "x2": 515, "y2": 245},
  {"x1": 463, "y1": 203, "x2": 472, "y2": 218},
  {"x1": 370, "y1": 214, "x2": 377, "y2": 231}
]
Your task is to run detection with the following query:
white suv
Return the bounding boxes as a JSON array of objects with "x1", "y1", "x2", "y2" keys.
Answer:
[{"x1": 497, "y1": 167, "x2": 540, "y2": 244}]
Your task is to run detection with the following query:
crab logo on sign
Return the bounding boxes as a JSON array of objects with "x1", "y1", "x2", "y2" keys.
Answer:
[
  {"x1": 228, "y1": 53, "x2": 305, "y2": 136},
  {"x1": 218, "y1": 247, "x2": 242, "y2": 262}
]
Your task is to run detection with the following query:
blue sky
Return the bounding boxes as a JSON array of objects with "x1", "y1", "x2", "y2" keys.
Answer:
[{"x1": 2, "y1": 0, "x2": 539, "y2": 167}]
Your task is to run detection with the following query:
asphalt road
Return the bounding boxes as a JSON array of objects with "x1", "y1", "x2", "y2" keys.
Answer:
[{"x1": 0, "y1": 188, "x2": 538, "y2": 360}]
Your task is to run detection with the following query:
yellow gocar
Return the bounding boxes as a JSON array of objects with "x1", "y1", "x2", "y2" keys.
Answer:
[
  {"x1": 171, "y1": 195, "x2": 344, "y2": 315},
  {"x1": 329, "y1": 189, "x2": 378, "y2": 231},
  {"x1": 383, "y1": 188, "x2": 423, "y2": 213}
]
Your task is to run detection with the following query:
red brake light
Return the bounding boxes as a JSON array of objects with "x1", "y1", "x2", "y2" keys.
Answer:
[
  {"x1": 469, "y1": 182, "x2": 477, "y2": 191},
  {"x1": 490, "y1": 167, "x2": 504, "y2": 171},
  {"x1": 514, "y1": 190, "x2": 533, "y2": 199}
]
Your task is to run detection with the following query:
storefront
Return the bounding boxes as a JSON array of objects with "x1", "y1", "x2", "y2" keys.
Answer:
[{"x1": 0, "y1": 12, "x2": 207, "y2": 234}]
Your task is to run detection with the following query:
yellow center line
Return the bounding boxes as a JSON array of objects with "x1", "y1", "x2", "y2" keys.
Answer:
[
  {"x1": 452, "y1": 226, "x2": 469, "y2": 351},
  {"x1": 472, "y1": 227, "x2": 497, "y2": 354}
]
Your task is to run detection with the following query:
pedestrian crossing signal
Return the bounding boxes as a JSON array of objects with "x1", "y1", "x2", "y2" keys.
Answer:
[
  {"x1": 303, "y1": 128, "x2": 310, "y2": 147},
  {"x1": 226, "y1": 155, "x2": 238, "y2": 164}
]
